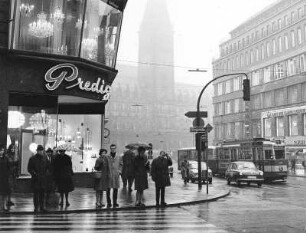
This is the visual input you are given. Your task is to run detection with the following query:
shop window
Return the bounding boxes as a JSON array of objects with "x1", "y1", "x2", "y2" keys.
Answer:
[
  {"x1": 10, "y1": 0, "x2": 122, "y2": 68},
  {"x1": 276, "y1": 116, "x2": 284, "y2": 137},
  {"x1": 264, "y1": 118, "x2": 272, "y2": 138},
  {"x1": 289, "y1": 115, "x2": 298, "y2": 136}
]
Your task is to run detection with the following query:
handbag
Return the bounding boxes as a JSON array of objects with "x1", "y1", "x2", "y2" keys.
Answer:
[{"x1": 93, "y1": 171, "x2": 102, "y2": 179}]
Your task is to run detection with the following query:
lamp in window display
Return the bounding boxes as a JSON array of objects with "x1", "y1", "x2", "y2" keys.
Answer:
[
  {"x1": 75, "y1": 18, "x2": 88, "y2": 30},
  {"x1": 50, "y1": 7, "x2": 65, "y2": 25},
  {"x1": 19, "y1": 2, "x2": 35, "y2": 17}
]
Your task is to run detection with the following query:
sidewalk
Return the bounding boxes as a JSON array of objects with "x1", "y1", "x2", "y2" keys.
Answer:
[
  {"x1": 1, "y1": 173, "x2": 230, "y2": 215},
  {"x1": 288, "y1": 169, "x2": 306, "y2": 178}
]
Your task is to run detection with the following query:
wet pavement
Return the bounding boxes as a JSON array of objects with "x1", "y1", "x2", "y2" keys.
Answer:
[{"x1": 1, "y1": 172, "x2": 229, "y2": 214}]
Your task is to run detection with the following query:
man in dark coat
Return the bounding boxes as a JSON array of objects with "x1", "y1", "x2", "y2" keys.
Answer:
[
  {"x1": 27, "y1": 145, "x2": 48, "y2": 213},
  {"x1": 121, "y1": 149, "x2": 135, "y2": 192},
  {"x1": 151, "y1": 151, "x2": 172, "y2": 207}
]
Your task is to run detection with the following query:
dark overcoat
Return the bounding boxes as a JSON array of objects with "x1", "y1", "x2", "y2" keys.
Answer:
[
  {"x1": 27, "y1": 154, "x2": 48, "y2": 191},
  {"x1": 53, "y1": 154, "x2": 74, "y2": 193},
  {"x1": 0, "y1": 155, "x2": 10, "y2": 194},
  {"x1": 45, "y1": 155, "x2": 56, "y2": 192},
  {"x1": 151, "y1": 156, "x2": 172, "y2": 188},
  {"x1": 122, "y1": 150, "x2": 135, "y2": 179},
  {"x1": 133, "y1": 154, "x2": 149, "y2": 191}
]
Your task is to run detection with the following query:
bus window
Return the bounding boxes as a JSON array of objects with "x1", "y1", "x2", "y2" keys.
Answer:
[
  {"x1": 275, "y1": 150, "x2": 285, "y2": 159},
  {"x1": 264, "y1": 150, "x2": 273, "y2": 159}
]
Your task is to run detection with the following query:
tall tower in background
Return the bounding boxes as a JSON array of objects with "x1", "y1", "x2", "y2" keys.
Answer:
[{"x1": 138, "y1": 0, "x2": 174, "y2": 99}]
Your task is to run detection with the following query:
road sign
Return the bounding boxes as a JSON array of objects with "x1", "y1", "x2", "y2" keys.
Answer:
[
  {"x1": 205, "y1": 124, "x2": 213, "y2": 133},
  {"x1": 185, "y1": 111, "x2": 208, "y2": 118},
  {"x1": 190, "y1": 127, "x2": 206, "y2": 133},
  {"x1": 193, "y1": 118, "x2": 204, "y2": 127}
]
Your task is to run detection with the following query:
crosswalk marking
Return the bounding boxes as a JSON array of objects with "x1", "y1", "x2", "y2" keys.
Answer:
[{"x1": 0, "y1": 208, "x2": 228, "y2": 233}]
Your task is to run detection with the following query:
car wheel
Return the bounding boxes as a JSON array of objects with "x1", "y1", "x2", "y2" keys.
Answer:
[
  {"x1": 257, "y1": 183, "x2": 262, "y2": 188},
  {"x1": 247, "y1": 182, "x2": 250, "y2": 186}
]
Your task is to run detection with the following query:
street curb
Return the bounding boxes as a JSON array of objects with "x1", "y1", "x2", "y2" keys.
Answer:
[{"x1": 0, "y1": 190, "x2": 230, "y2": 216}]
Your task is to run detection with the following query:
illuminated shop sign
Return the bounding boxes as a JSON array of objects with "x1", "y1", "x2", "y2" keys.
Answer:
[
  {"x1": 285, "y1": 136, "x2": 306, "y2": 146},
  {"x1": 262, "y1": 106, "x2": 306, "y2": 118},
  {"x1": 45, "y1": 63, "x2": 111, "y2": 100}
]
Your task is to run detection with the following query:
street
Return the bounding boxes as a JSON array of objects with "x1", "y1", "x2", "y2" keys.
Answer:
[
  {"x1": 1, "y1": 176, "x2": 306, "y2": 232},
  {"x1": 183, "y1": 176, "x2": 306, "y2": 233}
]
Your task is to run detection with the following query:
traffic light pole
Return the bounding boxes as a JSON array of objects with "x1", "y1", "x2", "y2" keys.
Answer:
[{"x1": 196, "y1": 72, "x2": 248, "y2": 190}]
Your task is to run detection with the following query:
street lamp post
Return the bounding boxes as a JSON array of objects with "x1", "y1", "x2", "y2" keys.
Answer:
[{"x1": 190, "y1": 70, "x2": 249, "y2": 190}]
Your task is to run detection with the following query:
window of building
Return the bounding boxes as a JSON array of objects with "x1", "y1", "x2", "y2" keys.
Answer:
[
  {"x1": 289, "y1": 114, "x2": 298, "y2": 136},
  {"x1": 252, "y1": 121, "x2": 261, "y2": 138},
  {"x1": 274, "y1": 62, "x2": 285, "y2": 79},
  {"x1": 266, "y1": 25, "x2": 270, "y2": 35},
  {"x1": 225, "y1": 80, "x2": 231, "y2": 93},
  {"x1": 217, "y1": 83, "x2": 223, "y2": 96},
  {"x1": 272, "y1": 39, "x2": 276, "y2": 55},
  {"x1": 264, "y1": 118, "x2": 272, "y2": 138},
  {"x1": 287, "y1": 58, "x2": 298, "y2": 76},
  {"x1": 278, "y1": 19, "x2": 282, "y2": 29},
  {"x1": 218, "y1": 102, "x2": 224, "y2": 115},
  {"x1": 238, "y1": 41, "x2": 241, "y2": 49},
  {"x1": 261, "y1": 28, "x2": 265, "y2": 37},
  {"x1": 288, "y1": 85, "x2": 298, "y2": 104},
  {"x1": 298, "y1": 28, "x2": 302, "y2": 45},
  {"x1": 291, "y1": 11, "x2": 296, "y2": 22},
  {"x1": 227, "y1": 123, "x2": 233, "y2": 138},
  {"x1": 272, "y1": 21, "x2": 276, "y2": 31},
  {"x1": 261, "y1": 44, "x2": 265, "y2": 60},
  {"x1": 303, "y1": 114, "x2": 306, "y2": 136},
  {"x1": 234, "y1": 99, "x2": 240, "y2": 113},
  {"x1": 250, "y1": 50, "x2": 254, "y2": 64},
  {"x1": 298, "y1": 8, "x2": 303, "y2": 18},
  {"x1": 284, "y1": 15, "x2": 289, "y2": 26},
  {"x1": 291, "y1": 31, "x2": 296, "y2": 47},
  {"x1": 263, "y1": 66, "x2": 272, "y2": 83},
  {"x1": 304, "y1": 24, "x2": 306, "y2": 41},
  {"x1": 245, "y1": 52, "x2": 249, "y2": 65},
  {"x1": 251, "y1": 71, "x2": 260, "y2": 86},
  {"x1": 275, "y1": 88, "x2": 285, "y2": 106},
  {"x1": 263, "y1": 91, "x2": 272, "y2": 108},
  {"x1": 255, "y1": 48, "x2": 259, "y2": 61},
  {"x1": 252, "y1": 94, "x2": 261, "y2": 110},
  {"x1": 234, "y1": 122, "x2": 242, "y2": 139},
  {"x1": 285, "y1": 34, "x2": 289, "y2": 50},
  {"x1": 10, "y1": 0, "x2": 122, "y2": 68},
  {"x1": 276, "y1": 116, "x2": 285, "y2": 137},
  {"x1": 266, "y1": 42, "x2": 270, "y2": 57},
  {"x1": 240, "y1": 54, "x2": 244, "y2": 67},
  {"x1": 278, "y1": 36, "x2": 282, "y2": 53},
  {"x1": 225, "y1": 100, "x2": 232, "y2": 114},
  {"x1": 233, "y1": 76, "x2": 241, "y2": 91},
  {"x1": 300, "y1": 54, "x2": 306, "y2": 72}
]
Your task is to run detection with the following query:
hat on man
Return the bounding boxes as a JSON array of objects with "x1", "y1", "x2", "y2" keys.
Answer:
[
  {"x1": 36, "y1": 145, "x2": 44, "y2": 151},
  {"x1": 46, "y1": 148, "x2": 53, "y2": 153}
]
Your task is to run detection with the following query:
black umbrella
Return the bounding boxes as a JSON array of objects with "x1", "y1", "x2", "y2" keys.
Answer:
[{"x1": 125, "y1": 143, "x2": 151, "y2": 150}]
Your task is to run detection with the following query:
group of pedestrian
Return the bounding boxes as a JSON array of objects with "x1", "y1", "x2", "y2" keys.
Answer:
[
  {"x1": 27, "y1": 145, "x2": 74, "y2": 213},
  {"x1": 0, "y1": 144, "x2": 18, "y2": 211},
  {"x1": 93, "y1": 144, "x2": 172, "y2": 208}
]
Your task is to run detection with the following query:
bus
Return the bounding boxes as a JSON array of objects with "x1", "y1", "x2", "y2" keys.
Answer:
[{"x1": 177, "y1": 138, "x2": 288, "y2": 182}]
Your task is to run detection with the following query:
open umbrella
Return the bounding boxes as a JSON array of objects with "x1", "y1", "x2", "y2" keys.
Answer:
[{"x1": 125, "y1": 143, "x2": 151, "y2": 150}]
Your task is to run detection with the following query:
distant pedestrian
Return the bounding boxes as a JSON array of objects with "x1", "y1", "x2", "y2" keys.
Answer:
[
  {"x1": 53, "y1": 149, "x2": 74, "y2": 207},
  {"x1": 94, "y1": 149, "x2": 110, "y2": 208},
  {"x1": 106, "y1": 144, "x2": 122, "y2": 208},
  {"x1": 0, "y1": 146, "x2": 10, "y2": 211},
  {"x1": 45, "y1": 148, "x2": 56, "y2": 205},
  {"x1": 134, "y1": 146, "x2": 149, "y2": 207},
  {"x1": 7, "y1": 144, "x2": 18, "y2": 207},
  {"x1": 27, "y1": 145, "x2": 48, "y2": 213},
  {"x1": 148, "y1": 143, "x2": 153, "y2": 159},
  {"x1": 151, "y1": 151, "x2": 172, "y2": 207},
  {"x1": 181, "y1": 159, "x2": 189, "y2": 184},
  {"x1": 121, "y1": 149, "x2": 135, "y2": 192}
]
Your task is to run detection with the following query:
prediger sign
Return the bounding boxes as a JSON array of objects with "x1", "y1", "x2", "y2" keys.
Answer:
[{"x1": 44, "y1": 63, "x2": 111, "y2": 100}]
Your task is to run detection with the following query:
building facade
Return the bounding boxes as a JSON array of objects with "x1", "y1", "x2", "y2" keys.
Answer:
[
  {"x1": 212, "y1": 0, "x2": 306, "y2": 163},
  {"x1": 0, "y1": 0, "x2": 128, "y2": 174}
]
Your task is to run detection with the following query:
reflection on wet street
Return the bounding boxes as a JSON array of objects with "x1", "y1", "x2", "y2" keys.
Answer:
[
  {"x1": 0, "y1": 207, "x2": 227, "y2": 233},
  {"x1": 182, "y1": 176, "x2": 306, "y2": 233}
]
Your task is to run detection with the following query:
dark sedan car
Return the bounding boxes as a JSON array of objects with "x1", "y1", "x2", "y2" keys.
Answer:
[{"x1": 225, "y1": 161, "x2": 264, "y2": 187}]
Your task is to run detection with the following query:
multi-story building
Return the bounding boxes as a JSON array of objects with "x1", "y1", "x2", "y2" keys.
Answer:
[{"x1": 212, "y1": 0, "x2": 306, "y2": 163}]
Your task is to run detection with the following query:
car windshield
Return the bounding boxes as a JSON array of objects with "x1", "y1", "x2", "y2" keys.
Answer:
[
  {"x1": 237, "y1": 162, "x2": 256, "y2": 169},
  {"x1": 189, "y1": 162, "x2": 207, "y2": 170}
]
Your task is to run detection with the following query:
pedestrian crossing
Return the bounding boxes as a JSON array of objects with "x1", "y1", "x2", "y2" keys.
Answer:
[{"x1": 0, "y1": 208, "x2": 228, "y2": 233}]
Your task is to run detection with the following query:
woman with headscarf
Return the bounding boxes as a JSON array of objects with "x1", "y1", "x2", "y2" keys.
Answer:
[{"x1": 94, "y1": 148, "x2": 110, "y2": 208}]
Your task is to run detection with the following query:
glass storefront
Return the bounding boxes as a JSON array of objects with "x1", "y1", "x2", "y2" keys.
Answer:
[
  {"x1": 10, "y1": 0, "x2": 122, "y2": 67},
  {"x1": 8, "y1": 94, "x2": 103, "y2": 175}
]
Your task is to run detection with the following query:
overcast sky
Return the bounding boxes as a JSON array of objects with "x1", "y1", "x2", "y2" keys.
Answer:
[{"x1": 117, "y1": 0, "x2": 278, "y2": 85}]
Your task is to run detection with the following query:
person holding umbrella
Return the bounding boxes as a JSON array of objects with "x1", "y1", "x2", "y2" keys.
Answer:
[{"x1": 151, "y1": 151, "x2": 172, "y2": 207}]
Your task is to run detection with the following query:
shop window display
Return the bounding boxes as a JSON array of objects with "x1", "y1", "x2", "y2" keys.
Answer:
[{"x1": 10, "y1": 0, "x2": 122, "y2": 68}]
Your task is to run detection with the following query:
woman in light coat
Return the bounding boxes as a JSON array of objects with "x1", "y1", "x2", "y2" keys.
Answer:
[{"x1": 94, "y1": 149, "x2": 110, "y2": 208}]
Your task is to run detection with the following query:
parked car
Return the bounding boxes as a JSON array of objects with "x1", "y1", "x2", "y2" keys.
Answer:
[
  {"x1": 187, "y1": 161, "x2": 212, "y2": 184},
  {"x1": 225, "y1": 161, "x2": 264, "y2": 187}
]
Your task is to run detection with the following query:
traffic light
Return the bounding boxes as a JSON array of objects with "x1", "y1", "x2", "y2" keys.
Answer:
[{"x1": 243, "y1": 79, "x2": 250, "y2": 101}]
